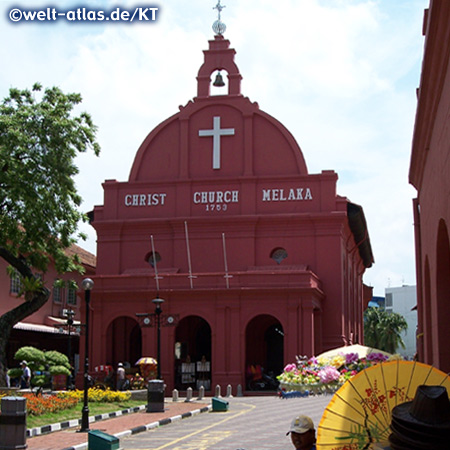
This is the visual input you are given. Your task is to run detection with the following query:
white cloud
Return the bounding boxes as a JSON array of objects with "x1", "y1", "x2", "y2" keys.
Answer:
[{"x1": 0, "y1": 0, "x2": 429, "y2": 296}]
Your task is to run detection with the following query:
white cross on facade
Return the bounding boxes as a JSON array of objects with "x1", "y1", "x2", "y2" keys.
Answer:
[{"x1": 198, "y1": 116, "x2": 235, "y2": 170}]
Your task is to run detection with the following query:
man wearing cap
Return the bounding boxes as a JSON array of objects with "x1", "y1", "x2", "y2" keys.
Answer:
[
  {"x1": 20, "y1": 360, "x2": 31, "y2": 389},
  {"x1": 116, "y1": 362, "x2": 126, "y2": 390},
  {"x1": 287, "y1": 414, "x2": 317, "y2": 450}
]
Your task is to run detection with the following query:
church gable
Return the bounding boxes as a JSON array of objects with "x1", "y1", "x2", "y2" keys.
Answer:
[{"x1": 129, "y1": 35, "x2": 308, "y2": 183}]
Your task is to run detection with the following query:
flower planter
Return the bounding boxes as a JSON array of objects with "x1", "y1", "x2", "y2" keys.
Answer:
[{"x1": 280, "y1": 381, "x2": 341, "y2": 395}]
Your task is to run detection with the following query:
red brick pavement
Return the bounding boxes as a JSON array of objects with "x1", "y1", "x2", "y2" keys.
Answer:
[{"x1": 26, "y1": 401, "x2": 208, "y2": 450}]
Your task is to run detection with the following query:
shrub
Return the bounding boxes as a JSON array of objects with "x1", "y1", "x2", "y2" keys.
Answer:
[
  {"x1": 7, "y1": 368, "x2": 23, "y2": 378},
  {"x1": 14, "y1": 347, "x2": 46, "y2": 366},
  {"x1": 45, "y1": 350, "x2": 70, "y2": 369},
  {"x1": 49, "y1": 365, "x2": 71, "y2": 376}
]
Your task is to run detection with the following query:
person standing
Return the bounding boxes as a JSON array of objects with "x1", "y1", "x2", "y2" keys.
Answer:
[
  {"x1": 286, "y1": 415, "x2": 317, "y2": 450},
  {"x1": 20, "y1": 360, "x2": 31, "y2": 389},
  {"x1": 117, "y1": 362, "x2": 126, "y2": 390}
]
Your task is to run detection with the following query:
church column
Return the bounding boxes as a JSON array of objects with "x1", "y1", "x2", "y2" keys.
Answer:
[
  {"x1": 213, "y1": 300, "x2": 241, "y2": 390},
  {"x1": 286, "y1": 297, "x2": 300, "y2": 363},
  {"x1": 301, "y1": 303, "x2": 315, "y2": 356}
]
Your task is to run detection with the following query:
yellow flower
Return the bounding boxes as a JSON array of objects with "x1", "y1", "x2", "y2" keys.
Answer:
[
  {"x1": 317, "y1": 356, "x2": 331, "y2": 366},
  {"x1": 330, "y1": 355, "x2": 345, "y2": 368}
]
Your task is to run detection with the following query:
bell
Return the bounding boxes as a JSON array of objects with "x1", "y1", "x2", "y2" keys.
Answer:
[{"x1": 213, "y1": 72, "x2": 225, "y2": 87}]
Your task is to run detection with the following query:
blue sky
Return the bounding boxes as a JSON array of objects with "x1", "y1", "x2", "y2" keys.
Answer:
[{"x1": 0, "y1": 0, "x2": 429, "y2": 295}]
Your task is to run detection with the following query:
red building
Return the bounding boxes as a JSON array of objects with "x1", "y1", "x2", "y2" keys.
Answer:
[
  {"x1": 0, "y1": 244, "x2": 95, "y2": 370},
  {"x1": 409, "y1": 0, "x2": 450, "y2": 373},
  {"x1": 88, "y1": 31, "x2": 373, "y2": 391}
]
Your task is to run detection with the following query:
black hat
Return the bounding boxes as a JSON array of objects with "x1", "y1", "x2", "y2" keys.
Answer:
[
  {"x1": 392, "y1": 385, "x2": 450, "y2": 429},
  {"x1": 389, "y1": 385, "x2": 450, "y2": 450}
]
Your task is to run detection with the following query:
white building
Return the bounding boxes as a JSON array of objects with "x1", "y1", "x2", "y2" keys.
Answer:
[{"x1": 385, "y1": 286, "x2": 417, "y2": 359}]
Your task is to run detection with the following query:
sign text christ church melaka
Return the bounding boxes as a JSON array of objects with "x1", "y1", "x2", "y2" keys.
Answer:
[{"x1": 123, "y1": 115, "x2": 313, "y2": 208}]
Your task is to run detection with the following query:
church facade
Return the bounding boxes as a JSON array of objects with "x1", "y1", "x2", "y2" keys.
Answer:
[{"x1": 87, "y1": 32, "x2": 373, "y2": 391}]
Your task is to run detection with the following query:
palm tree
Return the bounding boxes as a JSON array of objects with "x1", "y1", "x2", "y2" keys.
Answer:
[{"x1": 364, "y1": 307, "x2": 408, "y2": 354}]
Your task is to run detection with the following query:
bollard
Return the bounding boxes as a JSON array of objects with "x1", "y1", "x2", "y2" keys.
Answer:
[
  {"x1": 172, "y1": 389, "x2": 179, "y2": 402},
  {"x1": 147, "y1": 379, "x2": 165, "y2": 413},
  {"x1": 198, "y1": 385, "x2": 205, "y2": 400},
  {"x1": 0, "y1": 396, "x2": 27, "y2": 450},
  {"x1": 215, "y1": 384, "x2": 221, "y2": 398},
  {"x1": 212, "y1": 397, "x2": 229, "y2": 412},
  {"x1": 88, "y1": 429, "x2": 120, "y2": 450},
  {"x1": 185, "y1": 387, "x2": 193, "y2": 402},
  {"x1": 237, "y1": 384, "x2": 243, "y2": 397},
  {"x1": 226, "y1": 384, "x2": 233, "y2": 397}
]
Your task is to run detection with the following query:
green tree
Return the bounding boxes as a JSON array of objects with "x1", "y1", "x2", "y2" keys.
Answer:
[
  {"x1": 364, "y1": 307, "x2": 408, "y2": 354},
  {"x1": 0, "y1": 83, "x2": 100, "y2": 386}
]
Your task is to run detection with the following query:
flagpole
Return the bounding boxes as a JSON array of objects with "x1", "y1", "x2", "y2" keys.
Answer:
[
  {"x1": 184, "y1": 221, "x2": 195, "y2": 289},
  {"x1": 222, "y1": 233, "x2": 232, "y2": 289},
  {"x1": 150, "y1": 235, "x2": 160, "y2": 293}
]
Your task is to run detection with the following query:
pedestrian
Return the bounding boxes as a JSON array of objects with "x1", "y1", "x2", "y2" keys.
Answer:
[
  {"x1": 286, "y1": 414, "x2": 317, "y2": 450},
  {"x1": 117, "y1": 362, "x2": 126, "y2": 390},
  {"x1": 20, "y1": 360, "x2": 31, "y2": 389}
]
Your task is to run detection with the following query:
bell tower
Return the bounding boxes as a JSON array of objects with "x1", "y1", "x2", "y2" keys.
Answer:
[{"x1": 196, "y1": 1, "x2": 242, "y2": 98}]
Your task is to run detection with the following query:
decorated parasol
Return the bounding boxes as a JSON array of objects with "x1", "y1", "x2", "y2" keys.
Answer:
[
  {"x1": 317, "y1": 360, "x2": 450, "y2": 450},
  {"x1": 135, "y1": 357, "x2": 157, "y2": 366},
  {"x1": 135, "y1": 357, "x2": 158, "y2": 380},
  {"x1": 317, "y1": 344, "x2": 391, "y2": 361}
]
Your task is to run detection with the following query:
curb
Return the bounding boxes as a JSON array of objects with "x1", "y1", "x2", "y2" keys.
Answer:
[
  {"x1": 27, "y1": 405, "x2": 147, "y2": 438},
  {"x1": 28, "y1": 404, "x2": 212, "y2": 450}
]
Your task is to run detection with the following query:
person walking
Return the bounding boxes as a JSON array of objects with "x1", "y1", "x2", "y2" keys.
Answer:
[
  {"x1": 286, "y1": 414, "x2": 317, "y2": 450},
  {"x1": 117, "y1": 362, "x2": 126, "y2": 390},
  {"x1": 20, "y1": 360, "x2": 31, "y2": 389}
]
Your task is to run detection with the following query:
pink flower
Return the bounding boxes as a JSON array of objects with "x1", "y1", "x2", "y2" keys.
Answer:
[
  {"x1": 284, "y1": 363, "x2": 297, "y2": 372},
  {"x1": 318, "y1": 366, "x2": 341, "y2": 383}
]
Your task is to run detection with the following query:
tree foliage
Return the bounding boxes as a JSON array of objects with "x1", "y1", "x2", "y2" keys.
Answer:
[
  {"x1": 0, "y1": 83, "x2": 100, "y2": 386},
  {"x1": 0, "y1": 83, "x2": 100, "y2": 273},
  {"x1": 364, "y1": 307, "x2": 408, "y2": 354}
]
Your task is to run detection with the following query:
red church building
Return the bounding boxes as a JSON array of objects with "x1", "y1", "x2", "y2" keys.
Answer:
[{"x1": 87, "y1": 27, "x2": 374, "y2": 391}]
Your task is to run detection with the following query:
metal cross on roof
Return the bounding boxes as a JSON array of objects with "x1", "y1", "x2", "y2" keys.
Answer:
[
  {"x1": 212, "y1": 1, "x2": 227, "y2": 35},
  {"x1": 213, "y1": 0, "x2": 226, "y2": 21}
]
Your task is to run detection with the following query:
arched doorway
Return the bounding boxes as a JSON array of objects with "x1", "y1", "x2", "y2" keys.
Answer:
[
  {"x1": 245, "y1": 314, "x2": 284, "y2": 390},
  {"x1": 105, "y1": 316, "x2": 142, "y2": 368},
  {"x1": 174, "y1": 316, "x2": 211, "y2": 390}
]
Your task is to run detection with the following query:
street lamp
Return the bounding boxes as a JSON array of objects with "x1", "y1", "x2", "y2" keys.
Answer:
[
  {"x1": 152, "y1": 297, "x2": 164, "y2": 380},
  {"x1": 80, "y1": 278, "x2": 94, "y2": 432}
]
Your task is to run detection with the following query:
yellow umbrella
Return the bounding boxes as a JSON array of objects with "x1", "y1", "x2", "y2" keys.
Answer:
[
  {"x1": 135, "y1": 357, "x2": 157, "y2": 366},
  {"x1": 317, "y1": 344, "x2": 391, "y2": 361},
  {"x1": 317, "y1": 360, "x2": 450, "y2": 449}
]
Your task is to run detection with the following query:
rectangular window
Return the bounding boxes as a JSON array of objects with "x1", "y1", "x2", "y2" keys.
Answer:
[
  {"x1": 10, "y1": 269, "x2": 22, "y2": 294},
  {"x1": 67, "y1": 288, "x2": 77, "y2": 306},
  {"x1": 53, "y1": 286, "x2": 63, "y2": 304}
]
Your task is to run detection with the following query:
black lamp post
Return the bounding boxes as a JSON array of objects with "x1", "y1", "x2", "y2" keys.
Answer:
[
  {"x1": 80, "y1": 278, "x2": 94, "y2": 432},
  {"x1": 152, "y1": 297, "x2": 164, "y2": 380}
]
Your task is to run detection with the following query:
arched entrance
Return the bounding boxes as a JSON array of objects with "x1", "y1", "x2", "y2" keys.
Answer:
[
  {"x1": 105, "y1": 316, "x2": 142, "y2": 368},
  {"x1": 174, "y1": 316, "x2": 211, "y2": 390},
  {"x1": 245, "y1": 315, "x2": 284, "y2": 390}
]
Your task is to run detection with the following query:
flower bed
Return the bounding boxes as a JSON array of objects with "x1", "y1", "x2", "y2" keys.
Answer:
[{"x1": 278, "y1": 352, "x2": 392, "y2": 394}]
